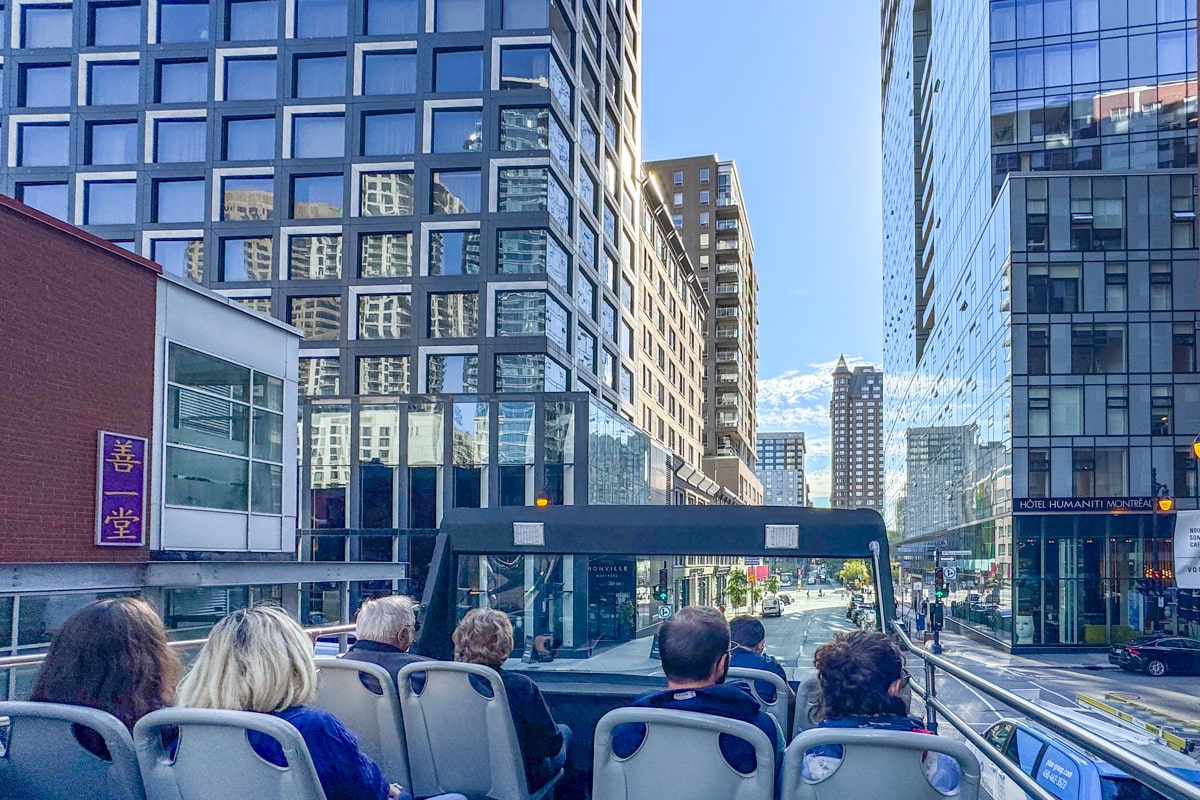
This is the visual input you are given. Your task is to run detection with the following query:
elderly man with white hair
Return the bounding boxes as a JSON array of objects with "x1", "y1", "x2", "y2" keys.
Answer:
[{"x1": 342, "y1": 595, "x2": 429, "y2": 689}]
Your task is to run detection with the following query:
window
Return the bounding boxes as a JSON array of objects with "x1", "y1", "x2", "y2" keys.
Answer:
[
  {"x1": 85, "y1": 180, "x2": 137, "y2": 225},
  {"x1": 153, "y1": 238, "x2": 204, "y2": 282},
  {"x1": 499, "y1": 46, "x2": 549, "y2": 89},
  {"x1": 435, "y1": 0, "x2": 483, "y2": 31},
  {"x1": 699, "y1": 168, "x2": 710, "y2": 183},
  {"x1": 1151, "y1": 386, "x2": 1172, "y2": 436},
  {"x1": 158, "y1": 60, "x2": 208, "y2": 103},
  {"x1": 289, "y1": 296, "x2": 341, "y2": 340},
  {"x1": 1104, "y1": 263, "x2": 1127, "y2": 311},
  {"x1": 225, "y1": 117, "x2": 275, "y2": 160},
  {"x1": 295, "y1": 54, "x2": 346, "y2": 98},
  {"x1": 92, "y1": 3, "x2": 141, "y2": 46},
  {"x1": 292, "y1": 114, "x2": 345, "y2": 158},
  {"x1": 428, "y1": 292, "x2": 478, "y2": 337},
  {"x1": 1150, "y1": 263, "x2": 1172, "y2": 311},
  {"x1": 88, "y1": 121, "x2": 138, "y2": 165},
  {"x1": 431, "y1": 170, "x2": 481, "y2": 214},
  {"x1": 221, "y1": 237, "x2": 273, "y2": 281},
  {"x1": 1106, "y1": 386, "x2": 1128, "y2": 435},
  {"x1": 432, "y1": 109, "x2": 483, "y2": 152},
  {"x1": 300, "y1": 357, "x2": 340, "y2": 395},
  {"x1": 89, "y1": 62, "x2": 139, "y2": 105},
  {"x1": 366, "y1": 0, "x2": 417, "y2": 35},
  {"x1": 699, "y1": 211, "x2": 709, "y2": 226},
  {"x1": 295, "y1": 0, "x2": 346, "y2": 37},
  {"x1": 360, "y1": 232, "x2": 412, "y2": 278},
  {"x1": 360, "y1": 171, "x2": 414, "y2": 216},
  {"x1": 17, "y1": 123, "x2": 70, "y2": 167},
  {"x1": 288, "y1": 234, "x2": 342, "y2": 279},
  {"x1": 158, "y1": 0, "x2": 209, "y2": 43},
  {"x1": 23, "y1": 4, "x2": 72, "y2": 46},
  {"x1": 672, "y1": 171, "x2": 683, "y2": 185},
  {"x1": 1027, "y1": 449, "x2": 1050, "y2": 498},
  {"x1": 362, "y1": 111, "x2": 415, "y2": 156},
  {"x1": 1073, "y1": 447, "x2": 1127, "y2": 497},
  {"x1": 434, "y1": 49, "x2": 484, "y2": 92},
  {"x1": 1071, "y1": 324, "x2": 1125, "y2": 374},
  {"x1": 166, "y1": 344, "x2": 284, "y2": 514},
  {"x1": 22, "y1": 64, "x2": 71, "y2": 107},
  {"x1": 1070, "y1": 195, "x2": 1124, "y2": 251},
  {"x1": 292, "y1": 174, "x2": 343, "y2": 218},
  {"x1": 1027, "y1": 265, "x2": 1080, "y2": 313},
  {"x1": 154, "y1": 178, "x2": 206, "y2": 223},
  {"x1": 1175, "y1": 449, "x2": 1199, "y2": 499},
  {"x1": 20, "y1": 183, "x2": 69, "y2": 219},
  {"x1": 497, "y1": 229, "x2": 568, "y2": 287},
  {"x1": 357, "y1": 294, "x2": 411, "y2": 339},
  {"x1": 428, "y1": 356, "x2": 478, "y2": 393},
  {"x1": 155, "y1": 119, "x2": 206, "y2": 163},
  {"x1": 354, "y1": 56, "x2": 414, "y2": 98},
  {"x1": 429, "y1": 230, "x2": 481, "y2": 275},
  {"x1": 1173, "y1": 323, "x2": 1196, "y2": 372},
  {"x1": 496, "y1": 291, "x2": 545, "y2": 336},
  {"x1": 357, "y1": 356, "x2": 408, "y2": 394},
  {"x1": 496, "y1": 355, "x2": 552, "y2": 392},
  {"x1": 225, "y1": 57, "x2": 277, "y2": 100},
  {"x1": 221, "y1": 176, "x2": 274, "y2": 220},
  {"x1": 577, "y1": 328, "x2": 595, "y2": 372},
  {"x1": 227, "y1": 0, "x2": 278, "y2": 40}
]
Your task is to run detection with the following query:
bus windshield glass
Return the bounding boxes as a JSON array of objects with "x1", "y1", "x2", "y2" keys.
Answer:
[{"x1": 453, "y1": 551, "x2": 882, "y2": 677}]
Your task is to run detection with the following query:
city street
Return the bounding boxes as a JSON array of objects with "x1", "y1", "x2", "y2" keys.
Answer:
[{"x1": 753, "y1": 587, "x2": 1200, "y2": 760}]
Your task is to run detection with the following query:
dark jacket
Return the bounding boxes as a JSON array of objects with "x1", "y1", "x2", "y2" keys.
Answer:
[
  {"x1": 611, "y1": 682, "x2": 781, "y2": 775},
  {"x1": 250, "y1": 705, "x2": 390, "y2": 800},
  {"x1": 492, "y1": 669, "x2": 565, "y2": 790},
  {"x1": 729, "y1": 647, "x2": 789, "y2": 703},
  {"x1": 342, "y1": 639, "x2": 429, "y2": 691}
]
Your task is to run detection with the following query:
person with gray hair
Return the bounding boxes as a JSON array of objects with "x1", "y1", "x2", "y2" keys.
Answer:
[{"x1": 343, "y1": 595, "x2": 429, "y2": 689}]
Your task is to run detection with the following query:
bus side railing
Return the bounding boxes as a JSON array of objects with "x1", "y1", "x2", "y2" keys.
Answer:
[
  {"x1": 0, "y1": 623, "x2": 357, "y2": 671},
  {"x1": 891, "y1": 621, "x2": 1200, "y2": 800}
]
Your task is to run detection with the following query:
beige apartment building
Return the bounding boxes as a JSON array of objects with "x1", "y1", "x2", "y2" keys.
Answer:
[
  {"x1": 645, "y1": 156, "x2": 761, "y2": 505},
  {"x1": 638, "y1": 173, "x2": 730, "y2": 505}
]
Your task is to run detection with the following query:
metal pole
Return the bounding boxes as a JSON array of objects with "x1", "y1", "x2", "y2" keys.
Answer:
[{"x1": 931, "y1": 547, "x2": 944, "y2": 654}]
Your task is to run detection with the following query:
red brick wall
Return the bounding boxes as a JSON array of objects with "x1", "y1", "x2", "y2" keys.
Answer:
[{"x1": 0, "y1": 200, "x2": 160, "y2": 562}]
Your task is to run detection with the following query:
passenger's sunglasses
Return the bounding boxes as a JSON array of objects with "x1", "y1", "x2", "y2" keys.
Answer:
[{"x1": 898, "y1": 668, "x2": 913, "y2": 688}]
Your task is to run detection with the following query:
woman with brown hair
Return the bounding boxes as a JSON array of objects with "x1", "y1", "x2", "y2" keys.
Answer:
[{"x1": 30, "y1": 596, "x2": 181, "y2": 756}]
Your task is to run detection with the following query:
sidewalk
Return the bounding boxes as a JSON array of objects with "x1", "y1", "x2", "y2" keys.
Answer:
[{"x1": 914, "y1": 627, "x2": 1116, "y2": 671}]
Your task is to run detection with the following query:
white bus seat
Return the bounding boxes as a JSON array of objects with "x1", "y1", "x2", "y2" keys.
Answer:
[
  {"x1": 312, "y1": 657, "x2": 410, "y2": 786},
  {"x1": 791, "y1": 677, "x2": 823, "y2": 739},
  {"x1": 782, "y1": 727, "x2": 981, "y2": 800},
  {"x1": 396, "y1": 661, "x2": 560, "y2": 800},
  {"x1": 592, "y1": 707, "x2": 776, "y2": 800},
  {"x1": 728, "y1": 666, "x2": 792, "y2": 740},
  {"x1": 0, "y1": 701, "x2": 145, "y2": 800},
  {"x1": 133, "y1": 708, "x2": 326, "y2": 800}
]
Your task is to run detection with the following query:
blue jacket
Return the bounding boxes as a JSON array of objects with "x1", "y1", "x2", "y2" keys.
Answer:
[
  {"x1": 611, "y1": 682, "x2": 781, "y2": 776},
  {"x1": 729, "y1": 647, "x2": 789, "y2": 703},
  {"x1": 249, "y1": 706, "x2": 391, "y2": 800}
]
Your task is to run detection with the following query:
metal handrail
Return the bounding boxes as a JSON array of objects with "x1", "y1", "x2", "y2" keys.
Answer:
[
  {"x1": 0, "y1": 623, "x2": 356, "y2": 670},
  {"x1": 892, "y1": 621, "x2": 1200, "y2": 800}
]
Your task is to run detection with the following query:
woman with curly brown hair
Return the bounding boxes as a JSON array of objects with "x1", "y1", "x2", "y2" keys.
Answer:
[
  {"x1": 453, "y1": 608, "x2": 570, "y2": 791},
  {"x1": 802, "y1": 630, "x2": 959, "y2": 793},
  {"x1": 30, "y1": 596, "x2": 181, "y2": 758}
]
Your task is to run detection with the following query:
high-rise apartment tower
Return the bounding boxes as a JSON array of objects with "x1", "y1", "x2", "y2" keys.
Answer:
[{"x1": 829, "y1": 357, "x2": 883, "y2": 510}]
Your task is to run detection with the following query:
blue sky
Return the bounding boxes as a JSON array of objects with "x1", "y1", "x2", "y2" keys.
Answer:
[{"x1": 641, "y1": 3, "x2": 884, "y2": 504}]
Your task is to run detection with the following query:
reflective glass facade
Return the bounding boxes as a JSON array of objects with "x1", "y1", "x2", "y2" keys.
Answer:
[{"x1": 883, "y1": 0, "x2": 1199, "y2": 648}]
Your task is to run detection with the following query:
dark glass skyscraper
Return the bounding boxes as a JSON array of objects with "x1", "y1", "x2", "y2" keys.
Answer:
[{"x1": 883, "y1": 0, "x2": 1199, "y2": 648}]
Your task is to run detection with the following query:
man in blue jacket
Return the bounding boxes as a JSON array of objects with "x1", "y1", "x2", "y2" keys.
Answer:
[
  {"x1": 729, "y1": 615, "x2": 793, "y2": 706},
  {"x1": 612, "y1": 606, "x2": 782, "y2": 778}
]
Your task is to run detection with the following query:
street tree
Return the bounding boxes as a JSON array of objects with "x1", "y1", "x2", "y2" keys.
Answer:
[
  {"x1": 837, "y1": 559, "x2": 871, "y2": 588},
  {"x1": 726, "y1": 570, "x2": 749, "y2": 610},
  {"x1": 766, "y1": 574, "x2": 780, "y2": 596}
]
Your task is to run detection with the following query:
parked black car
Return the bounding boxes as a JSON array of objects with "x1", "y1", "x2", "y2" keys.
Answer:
[{"x1": 1108, "y1": 635, "x2": 1200, "y2": 676}]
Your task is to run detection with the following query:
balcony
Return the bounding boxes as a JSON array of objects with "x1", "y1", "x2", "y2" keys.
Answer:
[
  {"x1": 715, "y1": 307, "x2": 741, "y2": 319},
  {"x1": 715, "y1": 283, "x2": 740, "y2": 295},
  {"x1": 715, "y1": 325, "x2": 740, "y2": 339},
  {"x1": 716, "y1": 219, "x2": 738, "y2": 231},
  {"x1": 716, "y1": 371, "x2": 739, "y2": 383},
  {"x1": 716, "y1": 238, "x2": 740, "y2": 251},
  {"x1": 716, "y1": 262, "x2": 741, "y2": 277},
  {"x1": 716, "y1": 393, "x2": 740, "y2": 408},
  {"x1": 715, "y1": 350, "x2": 742, "y2": 364},
  {"x1": 716, "y1": 413, "x2": 741, "y2": 427}
]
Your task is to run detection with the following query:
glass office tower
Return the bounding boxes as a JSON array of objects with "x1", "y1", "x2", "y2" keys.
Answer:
[
  {"x1": 0, "y1": 0, "x2": 653, "y2": 523},
  {"x1": 883, "y1": 0, "x2": 1199, "y2": 648}
]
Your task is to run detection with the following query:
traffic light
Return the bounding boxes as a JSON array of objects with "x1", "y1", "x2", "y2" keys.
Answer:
[
  {"x1": 655, "y1": 569, "x2": 669, "y2": 603},
  {"x1": 934, "y1": 567, "x2": 947, "y2": 600}
]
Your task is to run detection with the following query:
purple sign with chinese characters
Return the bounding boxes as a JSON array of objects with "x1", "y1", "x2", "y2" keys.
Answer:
[{"x1": 95, "y1": 431, "x2": 148, "y2": 547}]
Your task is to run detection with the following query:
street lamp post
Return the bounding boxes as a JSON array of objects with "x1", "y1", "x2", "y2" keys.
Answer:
[{"x1": 1149, "y1": 467, "x2": 1173, "y2": 633}]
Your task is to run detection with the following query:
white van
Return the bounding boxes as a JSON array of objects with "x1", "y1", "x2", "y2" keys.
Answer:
[{"x1": 761, "y1": 595, "x2": 782, "y2": 617}]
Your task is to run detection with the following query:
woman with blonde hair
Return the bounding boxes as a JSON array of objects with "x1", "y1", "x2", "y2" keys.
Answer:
[
  {"x1": 179, "y1": 605, "x2": 440, "y2": 800},
  {"x1": 453, "y1": 608, "x2": 569, "y2": 791}
]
